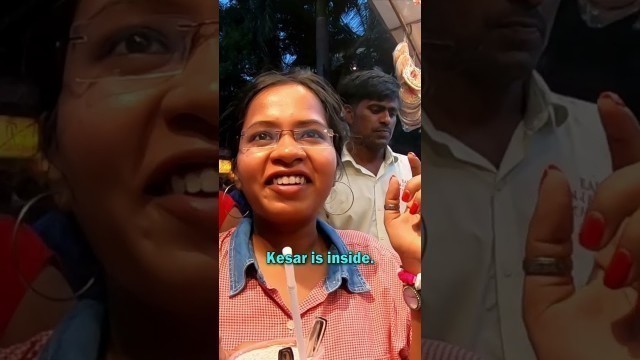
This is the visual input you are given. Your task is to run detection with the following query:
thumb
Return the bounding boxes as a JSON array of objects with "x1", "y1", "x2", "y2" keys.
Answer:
[
  {"x1": 408, "y1": 152, "x2": 421, "y2": 177},
  {"x1": 384, "y1": 175, "x2": 401, "y2": 228},
  {"x1": 523, "y1": 165, "x2": 575, "y2": 328},
  {"x1": 597, "y1": 92, "x2": 640, "y2": 171}
]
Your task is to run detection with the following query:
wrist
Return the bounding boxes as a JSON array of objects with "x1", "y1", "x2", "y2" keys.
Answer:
[{"x1": 399, "y1": 258, "x2": 421, "y2": 275}]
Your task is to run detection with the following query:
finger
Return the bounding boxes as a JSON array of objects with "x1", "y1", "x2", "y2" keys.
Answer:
[
  {"x1": 232, "y1": 341, "x2": 260, "y2": 353},
  {"x1": 602, "y1": 214, "x2": 639, "y2": 289},
  {"x1": 591, "y1": 217, "x2": 625, "y2": 283},
  {"x1": 598, "y1": 92, "x2": 640, "y2": 171},
  {"x1": 407, "y1": 190, "x2": 421, "y2": 216},
  {"x1": 384, "y1": 176, "x2": 402, "y2": 228},
  {"x1": 523, "y1": 165, "x2": 575, "y2": 326},
  {"x1": 578, "y1": 164, "x2": 640, "y2": 251},
  {"x1": 408, "y1": 152, "x2": 421, "y2": 177},
  {"x1": 219, "y1": 336, "x2": 227, "y2": 360},
  {"x1": 402, "y1": 175, "x2": 421, "y2": 203}
]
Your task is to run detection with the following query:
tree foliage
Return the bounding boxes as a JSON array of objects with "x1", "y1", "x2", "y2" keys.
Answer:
[{"x1": 220, "y1": 0, "x2": 399, "y2": 140}]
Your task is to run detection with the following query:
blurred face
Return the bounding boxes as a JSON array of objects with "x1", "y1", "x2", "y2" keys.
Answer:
[
  {"x1": 424, "y1": 0, "x2": 561, "y2": 80},
  {"x1": 53, "y1": 0, "x2": 218, "y2": 315},
  {"x1": 345, "y1": 98, "x2": 398, "y2": 151},
  {"x1": 235, "y1": 84, "x2": 337, "y2": 225}
]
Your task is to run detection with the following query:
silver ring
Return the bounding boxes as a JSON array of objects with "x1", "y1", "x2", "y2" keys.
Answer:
[
  {"x1": 384, "y1": 204, "x2": 400, "y2": 211},
  {"x1": 523, "y1": 257, "x2": 572, "y2": 276}
]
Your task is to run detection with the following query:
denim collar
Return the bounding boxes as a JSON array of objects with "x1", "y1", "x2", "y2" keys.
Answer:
[
  {"x1": 228, "y1": 218, "x2": 371, "y2": 296},
  {"x1": 39, "y1": 299, "x2": 105, "y2": 360}
]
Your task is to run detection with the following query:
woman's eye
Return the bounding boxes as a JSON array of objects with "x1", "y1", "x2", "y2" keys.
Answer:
[
  {"x1": 300, "y1": 130, "x2": 323, "y2": 139},
  {"x1": 108, "y1": 30, "x2": 170, "y2": 56},
  {"x1": 250, "y1": 132, "x2": 274, "y2": 142}
]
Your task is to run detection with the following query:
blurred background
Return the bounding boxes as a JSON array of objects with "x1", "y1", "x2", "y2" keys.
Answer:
[
  {"x1": 539, "y1": 0, "x2": 640, "y2": 116},
  {"x1": 218, "y1": 0, "x2": 422, "y2": 182}
]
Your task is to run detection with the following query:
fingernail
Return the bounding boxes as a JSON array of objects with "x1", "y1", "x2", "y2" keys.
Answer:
[
  {"x1": 402, "y1": 190, "x2": 411, "y2": 202},
  {"x1": 579, "y1": 212, "x2": 605, "y2": 250},
  {"x1": 604, "y1": 248, "x2": 632, "y2": 289},
  {"x1": 410, "y1": 202, "x2": 419, "y2": 215},
  {"x1": 409, "y1": 152, "x2": 416, "y2": 157},
  {"x1": 601, "y1": 92, "x2": 626, "y2": 108}
]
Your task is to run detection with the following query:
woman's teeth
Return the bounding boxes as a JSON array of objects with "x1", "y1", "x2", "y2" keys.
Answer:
[
  {"x1": 272, "y1": 176, "x2": 307, "y2": 185},
  {"x1": 171, "y1": 169, "x2": 218, "y2": 194}
]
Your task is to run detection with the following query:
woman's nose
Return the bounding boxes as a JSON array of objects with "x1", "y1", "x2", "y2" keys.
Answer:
[
  {"x1": 270, "y1": 132, "x2": 306, "y2": 164},
  {"x1": 159, "y1": 34, "x2": 218, "y2": 139}
]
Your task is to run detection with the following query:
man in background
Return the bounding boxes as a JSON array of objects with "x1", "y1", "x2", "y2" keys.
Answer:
[
  {"x1": 422, "y1": 0, "x2": 615, "y2": 359},
  {"x1": 323, "y1": 69, "x2": 415, "y2": 248}
]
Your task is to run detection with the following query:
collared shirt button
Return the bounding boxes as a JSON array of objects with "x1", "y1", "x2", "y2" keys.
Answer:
[{"x1": 287, "y1": 320, "x2": 295, "y2": 330}]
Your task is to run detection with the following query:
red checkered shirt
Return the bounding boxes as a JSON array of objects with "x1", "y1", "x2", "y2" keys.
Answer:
[
  {"x1": 0, "y1": 331, "x2": 51, "y2": 360},
  {"x1": 219, "y1": 219, "x2": 412, "y2": 359}
]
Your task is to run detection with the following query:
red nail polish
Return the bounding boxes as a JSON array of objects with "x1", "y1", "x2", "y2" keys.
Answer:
[
  {"x1": 604, "y1": 249, "x2": 632, "y2": 289},
  {"x1": 601, "y1": 92, "x2": 626, "y2": 107},
  {"x1": 410, "y1": 202, "x2": 419, "y2": 215},
  {"x1": 402, "y1": 190, "x2": 411, "y2": 203},
  {"x1": 579, "y1": 212, "x2": 605, "y2": 250}
]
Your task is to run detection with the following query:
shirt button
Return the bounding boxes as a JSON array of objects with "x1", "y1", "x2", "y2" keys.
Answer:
[
  {"x1": 504, "y1": 270, "x2": 512, "y2": 278},
  {"x1": 287, "y1": 320, "x2": 294, "y2": 330}
]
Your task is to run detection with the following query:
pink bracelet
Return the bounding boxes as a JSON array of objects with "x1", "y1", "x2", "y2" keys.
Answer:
[{"x1": 397, "y1": 268, "x2": 416, "y2": 286}]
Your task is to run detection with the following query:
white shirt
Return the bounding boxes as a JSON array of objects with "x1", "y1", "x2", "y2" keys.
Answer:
[
  {"x1": 322, "y1": 145, "x2": 413, "y2": 247},
  {"x1": 422, "y1": 72, "x2": 612, "y2": 360}
]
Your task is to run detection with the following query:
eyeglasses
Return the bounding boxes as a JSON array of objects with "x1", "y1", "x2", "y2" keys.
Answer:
[
  {"x1": 239, "y1": 125, "x2": 335, "y2": 153},
  {"x1": 62, "y1": 14, "x2": 217, "y2": 94}
]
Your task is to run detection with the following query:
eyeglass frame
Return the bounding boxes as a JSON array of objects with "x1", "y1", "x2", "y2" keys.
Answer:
[
  {"x1": 58, "y1": 16, "x2": 218, "y2": 84},
  {"x1": 238, "y1": 127, "x2": 337, "y2": 153}
]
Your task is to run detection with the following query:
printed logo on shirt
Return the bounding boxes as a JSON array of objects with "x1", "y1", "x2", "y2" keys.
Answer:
[{"x1": 572, "y1": 176, "x2": 598, "y2": 228}]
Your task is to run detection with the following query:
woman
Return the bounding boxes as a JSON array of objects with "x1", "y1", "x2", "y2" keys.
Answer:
[
  {"x1": 0, "y1": 0, "x2": 219, "y2": 359},
  {"x1": 218, "y1": 69, "x2": 422, "y2": 359}
]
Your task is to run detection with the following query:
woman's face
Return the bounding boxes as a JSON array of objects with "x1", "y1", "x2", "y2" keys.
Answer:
[
  {"x1": 53, "y1": 0, "x2": 218, "y2": 315},
  {"x1": 235, "y1": 83, "x2": 337, "y2": 225}
]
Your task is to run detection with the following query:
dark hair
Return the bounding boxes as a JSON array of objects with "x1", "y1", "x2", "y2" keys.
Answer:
[
  {"x1": 336, "y1": 69, "x2": 400, "y2": 107},
  {"x1": 226, "y1": 68, "x2": 349, "y2": 162}
]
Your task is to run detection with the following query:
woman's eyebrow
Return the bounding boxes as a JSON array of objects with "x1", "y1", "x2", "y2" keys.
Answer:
[
  {"x1": 87, "y1": 0, "x2": 133, "y2": 20},
  {"x1": 86, "y1": 0, "x2": 184, "y2": 21},
  {"x1": 249, "y1": 119, "x2": 326, "y2": 127}
]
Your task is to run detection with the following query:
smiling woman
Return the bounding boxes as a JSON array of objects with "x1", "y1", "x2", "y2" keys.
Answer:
[
  {"x1": 218, "y1": 69, "x2": 422, "y2": 359},
  {"x1": 0, "y1": 0, "x2": 219, "y2": 359}
]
